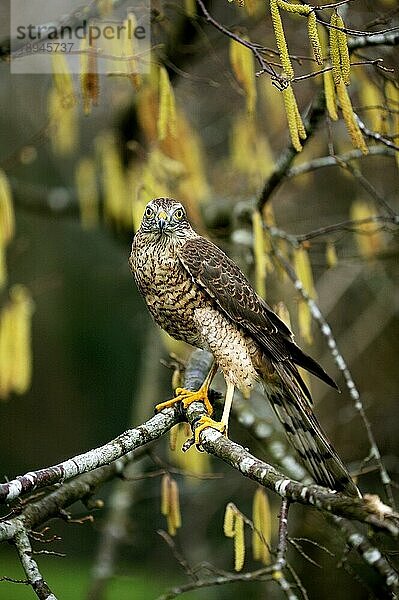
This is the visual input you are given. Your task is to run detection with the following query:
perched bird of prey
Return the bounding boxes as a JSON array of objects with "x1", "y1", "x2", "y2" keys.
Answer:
[{"x1": 130, "y1": 197, "x2": 359, "y2": 497}]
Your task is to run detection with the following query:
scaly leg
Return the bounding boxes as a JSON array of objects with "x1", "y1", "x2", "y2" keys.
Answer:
[
  {"x1": 194, "y1": 380, "x2": 235, "y2": 444},
  {"x1": 155, "y1": 362, "x2": 218, "y2": 415}
]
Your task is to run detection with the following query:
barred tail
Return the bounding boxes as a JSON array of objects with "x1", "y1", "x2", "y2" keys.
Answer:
[{"x1": 264, "y1": 374, "x2": 360, "y2": 497}]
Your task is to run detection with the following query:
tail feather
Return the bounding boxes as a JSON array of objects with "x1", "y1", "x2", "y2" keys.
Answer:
[
  {"x1": 287, "y1": 341, "x2": 339, "y2": 391},
  {"x1": 265, "y1": 365, "x2": 360, "y2": 497}
]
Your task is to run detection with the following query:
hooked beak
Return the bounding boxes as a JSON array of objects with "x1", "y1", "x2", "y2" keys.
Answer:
[{"x1": 157, "y1": 210, "x2": 168, "y2": 232}]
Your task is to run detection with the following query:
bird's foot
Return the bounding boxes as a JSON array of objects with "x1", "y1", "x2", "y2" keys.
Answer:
[
  {"x1": 194, "y1": 416, "x2": 227, "y2": 446},
  {"x1": 155, "y1": 384, "x2": 213, "y2": 415}
]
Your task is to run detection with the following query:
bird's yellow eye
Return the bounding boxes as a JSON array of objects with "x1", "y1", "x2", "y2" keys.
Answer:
[
  {"x1": 145, "y1": 206, "x2": 154, "y2": 218},
  {"x1": 174, "y1": 208, "x2": 184, "y2": 220}
]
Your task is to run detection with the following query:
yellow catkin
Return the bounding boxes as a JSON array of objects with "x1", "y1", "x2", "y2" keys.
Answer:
[
  {"x1": 323, "y1": 69, "x2": 338, "y2": 121},
  {"x1": 335, "y1": 14, "x2": 350, "y2": 85},
  {"x1": 224, "y1": 503, "x2": 236, "y2": 538},
  {"x1": 357, "y1": 74, "x2": 384, "y2": 132},
  {"x1": 329, "y1": 12, "x2": 341, "y2": 86},
  {"x1": 293, "y1": 94, "x2": 306, "y2": 140},
  {"x1": 277, "y1": 0, "x2": 311, "y2": 15},
  {"x1": 336, "y1": 80, "x2": 368, "y2": 154},
  {"x1": 168, "y1": 478, "x2": 182, "y2": 535},
  {"x1": 326, "y1": 241, "x2": 338, "y2": 268},
  {"x1": 233, "y1": 513, "x2": 245, "y2": 571},
  {"x1": 158, "y1": 66, "x2": 177, "y2": 141},
  {"x1": 350, "y1": 199, "x2": 384, "y2": 259},
  {"x1": 282, "y1": 85, "x2": 304, "y2": 152},
  {"x1": 252, "y1": 488, "x2": 271, "y2": 564},
  {"x1": 184, "y1": 0, "x2": 196, "y2": 17},
  {"x1": 294, "y1": 246, "x2": 317, "y2": 299},
  {"x1": 171, "y1": 363, "x2": 182, "y2": 390},
  {"x1": 229, "y1": 38, "x2": 257, "y2": 114},
  {"x1": 318, "y1": 21, "x2": 329, "y2": 63},
  {"x1": 48, "y1": 87, "x2": 78, "y2": 156},
  {"x1": 298, "y1": 299, "x2": 313, "y2": 345},
  {"x1": 270, "y1": 0, "x2": 294, "y2": 80},
  {"x1": 97, "y1": 0, "x2": 113, "y2": 16},
  {"x1": 0, "y1": 286, "x2": 34, "y2": 399},
  {"x1": 172, "y1": 111, "x2": 210, "y2": 205},
  {"x1": 80, "y1": 34, "x2": 99, "y2": 116},
  {"x1": 230, "y1": 114, "x2": 274, "y2": 187},
  {"x1": 0, "y1": 169, "x2": 15, "y2": 246},
  {"x1": 169, "y1": 424, "x2": 179, "y2": 452},
  {"x1": 51, "y1": 53, "x2": 76, "y2": 106},
  {"x1": 0, "y1": 305, "x2": 13, "y2": 399},
  {"x1": 274, "y1": 301, "x2": 292, "y2": 330},
  {"x1": 123, "y1": 13, "x2": 141, "y2": 89},
  {"x1": 96, "y1": 132, "x2": 127, "y2": 225},
  {"x1": 0, "y1": 246, "x2": 6, "y2": 289},
  {"x1": 161, "y1": 474, "x2": 170, "y2": 516},
  {"x1": 8, "y1": 285, "x2": 34, "y2": 395},
  {"x1": 75, "y1": 158, "x2": 99, "y2": 229},
  {"x1": 166, "y1": 514, "x2": 176, "y2": 537},
  {"x1": 80, "y1": 36, "x2": 90, "y2": 113},
  {"x1": 252, "y1": 210, "x2": 267, "y2": 298},
  {"x1": 307, "y1": 12, "x2": 323, "y2": 65}
]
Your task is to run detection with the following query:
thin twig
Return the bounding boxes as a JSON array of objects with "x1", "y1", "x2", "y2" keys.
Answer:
[
  {"x1": 14, "y1": 529, "x2": 58, "y2": 600},
  {"x1": 285, "y1": 146, "x2": 395, "y2": 180},
  {"x1": 273, "y1": 499, "x2": 297, "y2": 599},
  {"x1": 355, "y1": 114, "x2": 399, "y2": 153}
]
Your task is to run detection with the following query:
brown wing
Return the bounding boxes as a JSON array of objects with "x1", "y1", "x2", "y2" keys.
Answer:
[{"x1": 178, "y1": 236, "x2": 337, "y2": 396}]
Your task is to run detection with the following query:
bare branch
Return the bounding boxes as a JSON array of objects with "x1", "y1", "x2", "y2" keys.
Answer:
[{"x1": 285, "y1": 146, "x2": 396, "y2": 180}]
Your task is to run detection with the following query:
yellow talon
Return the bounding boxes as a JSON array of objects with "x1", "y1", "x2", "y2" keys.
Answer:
[
  {"x1": 155, "y1": 383, "x2": 213, "y2": 415},
  {"x1": 176, "y1": 386, "x2": 213, "y2": 415},
  {"x1": 194, "y1": 416, "x2": 227, "y2": 446}
]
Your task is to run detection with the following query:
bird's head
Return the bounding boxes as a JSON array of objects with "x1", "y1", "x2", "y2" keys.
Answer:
[{"x1": 138, "y1": 198, "x2": 193, "y2": 238}]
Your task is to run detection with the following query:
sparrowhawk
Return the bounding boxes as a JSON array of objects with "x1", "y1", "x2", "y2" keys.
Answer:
[{"x1": 130, "y1": 197, "x2": 359, "y2": 497}]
